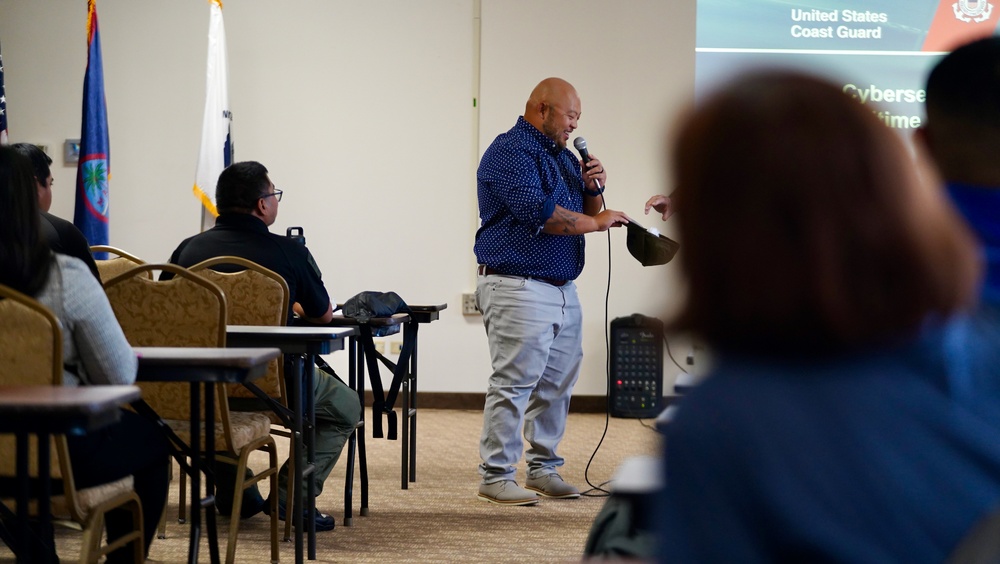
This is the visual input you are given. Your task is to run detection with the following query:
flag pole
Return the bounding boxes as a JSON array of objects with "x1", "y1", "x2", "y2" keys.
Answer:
[{"x1": 0, "y1": 37, "x2": 9, "y2": 146}]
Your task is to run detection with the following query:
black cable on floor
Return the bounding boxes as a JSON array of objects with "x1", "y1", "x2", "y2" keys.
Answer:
[
  {"x1": 579, "y1": 193, "x2": 671, "y2": 497},
  {"x1": 582, "y1": 192, "x2": 613, "y2": 497}
]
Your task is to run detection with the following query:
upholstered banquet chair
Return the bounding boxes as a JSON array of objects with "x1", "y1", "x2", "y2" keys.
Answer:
[
  {"x1": 189, "y1": 256, "x2": 289, "y2": 408},
  {"x1": 188, "y1": 256, "x2": 299, "y2": 539},
  {"x1": 102, "y1": 264, "x2": 279, "y2": 564},
  {"x1": 89, "y1": 245, "x2": 150, "y2": 285},
  {"x1": 0, "y1": 283, "x2": 144, "y2": 563},
  {"x1": 190, "y1": 256, "x2": 367, "y2": 531}
]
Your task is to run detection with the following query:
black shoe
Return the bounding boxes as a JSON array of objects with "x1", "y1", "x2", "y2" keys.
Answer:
[
  {"x1": 213, "y1": 461, "x2": 266, "y2": 519},
  {"x1": 263, "y1": 498, "x2": 336, "y2": 532}
]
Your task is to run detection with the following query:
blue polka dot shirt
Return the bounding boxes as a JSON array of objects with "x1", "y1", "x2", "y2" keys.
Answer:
[{"x1": 474, "y1": 116, "x2": 586, "y2": 281}]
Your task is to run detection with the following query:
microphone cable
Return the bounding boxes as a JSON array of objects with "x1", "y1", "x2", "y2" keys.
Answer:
[
  {"x1": 581, "y1": 190, "x2": 614, "y2": 497},
  {"x1": 571, "y1": 145, "x2": 663, "y2": 497}
]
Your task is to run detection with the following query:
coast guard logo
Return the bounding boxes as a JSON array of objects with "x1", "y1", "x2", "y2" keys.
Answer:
[{"x1": 954, "y1": 0, "x2": 993, "y2": 22}]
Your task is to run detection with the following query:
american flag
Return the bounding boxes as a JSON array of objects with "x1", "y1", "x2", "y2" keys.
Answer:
[{"x1": 0, "y1": 37, "x2": 8, "y2": 145}]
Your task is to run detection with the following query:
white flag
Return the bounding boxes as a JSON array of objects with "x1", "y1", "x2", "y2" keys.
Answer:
[{"x1": 193, "y1": 0, "x2": 232, "y2": 230}]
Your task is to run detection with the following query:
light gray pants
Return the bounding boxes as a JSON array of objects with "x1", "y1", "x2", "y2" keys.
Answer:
[{"x1": 476, "y1": 273, "x2": 583, "y2": 483}]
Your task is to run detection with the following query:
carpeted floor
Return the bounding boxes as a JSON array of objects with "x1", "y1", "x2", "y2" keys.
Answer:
[{"x1": 2, "y1": 408, "x2": 661, "y2": 563}]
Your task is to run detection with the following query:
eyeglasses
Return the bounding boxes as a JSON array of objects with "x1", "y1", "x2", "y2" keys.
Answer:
[{"x1": 260, "y1": 189, "x2": 283, "y2": 202}]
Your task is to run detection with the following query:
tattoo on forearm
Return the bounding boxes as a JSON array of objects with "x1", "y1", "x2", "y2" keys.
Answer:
[{"x1": 555, "y1": 208, "x2": 577, "y2": 234}]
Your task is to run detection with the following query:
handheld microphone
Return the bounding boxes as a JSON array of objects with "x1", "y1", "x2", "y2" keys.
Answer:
[
  {"x1": 573, "y1": 136, "x2": 601, "y2": 190},
  {"x1": 573, "y1": 136, "x2": 592, "y2": 164}
]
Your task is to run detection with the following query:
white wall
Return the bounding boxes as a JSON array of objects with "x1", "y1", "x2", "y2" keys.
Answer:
[{"x1": 0, "y1": 0, "x2": 696, "y2": 395}]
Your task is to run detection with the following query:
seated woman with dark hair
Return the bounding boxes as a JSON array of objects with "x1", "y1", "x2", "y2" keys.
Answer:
[
  {"x1": 0, "y1": 146, "x2": 170, "y2": 563},
  {"x1": 656, "y1": 71, "x2": 1000, "y2": 563}
]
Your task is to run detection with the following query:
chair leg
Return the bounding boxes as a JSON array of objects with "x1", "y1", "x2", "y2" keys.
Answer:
[
  {"x1": 268, "y1": 442, "x2": 279, "y2": 564},
  {"x1": 128, "y1": 496, "x2": 145, "y2": 564},
  {"x1": 78, "y1": 507, "x2": 105, "y2": 564},
  {"x1": 284, "y1": 450, "x2": 294, "y2": 542},
  {"x1": 359, "y1": 420, "x2": 369, "y2": 516},
  {"x1": 178, "y1": 458, "x2": 188, "y2": 524},
  {"x1": 79, "y1": 493, "x2": 144, "y2": 564},
  {"x1": 225, "y1": 452, "x2": 246, "y2": 564},
  {"x1": 157, "y1": 502, "x2": 168, "y2": 539},
  {"x1": 157, "y1": 456, "x2": 171, "y2": 538},
  {"x1": 224, "y1": 440, "x2": 279, "y2": 564},
  {"x1": 343, "y1": 424, "x2": 357, "y2": 526}
]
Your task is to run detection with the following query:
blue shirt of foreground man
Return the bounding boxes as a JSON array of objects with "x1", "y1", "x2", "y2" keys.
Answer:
[
  {"x1": 164, "y1": 161, "x2": 360, "y2": 532},
  {"x1": 473, "y1": 77, "x2": 629, "y2": 505},
  {"x1": 656, "y1": 71, "x2": 1000, "y2": 563}
]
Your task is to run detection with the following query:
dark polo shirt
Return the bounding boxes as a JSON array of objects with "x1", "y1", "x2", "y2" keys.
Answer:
[
  {"x1": 163, "y1": 213, "x2": 330, "y2": 322},
  {"x1": 41, "y1": 211, "x2": 100, "y2": 280}
]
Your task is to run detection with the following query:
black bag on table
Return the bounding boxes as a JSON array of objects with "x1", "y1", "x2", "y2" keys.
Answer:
[
  {"x1": 342, "y1": 291, "x2": 414, "y2": 440},
  {"x1": 342, "y1": 291, "x2": 410, "y2": 324}
]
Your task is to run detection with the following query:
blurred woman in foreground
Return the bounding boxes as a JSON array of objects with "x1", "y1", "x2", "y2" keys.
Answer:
[{"x1": 658, "y1": 71, "x2": 1000, "y2": 563}]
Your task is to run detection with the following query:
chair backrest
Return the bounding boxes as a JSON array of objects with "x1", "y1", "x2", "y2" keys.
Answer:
[
  {"x1": 0, "y1": 283, "x2": 62, "y2": 387},
  {"x1": 104, "y1": 263, "x2": 229, "y2": 424},
  {"x1": 188, "y1": 256, "x2": 289, "y2": 400},
  {"x1": 0, "y1": 283, "x2": 88, "y2": 519},
  {"x1": 90, "y1": 245, "x2": 150, "y2": 285}
]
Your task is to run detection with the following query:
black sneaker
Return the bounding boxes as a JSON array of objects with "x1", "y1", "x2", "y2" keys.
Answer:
[{"x1": 263, "y1": 498, "x2": 336, "y2": 532}]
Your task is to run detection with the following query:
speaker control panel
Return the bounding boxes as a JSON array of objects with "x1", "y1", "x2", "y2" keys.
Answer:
[{"x1": 610, "y1": 315, "x2": 663, "y2": 418}]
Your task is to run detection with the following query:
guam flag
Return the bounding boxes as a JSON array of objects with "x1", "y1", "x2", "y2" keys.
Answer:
[{"x1": 74, "y1": 0, "x2": 110, "y2": 252}]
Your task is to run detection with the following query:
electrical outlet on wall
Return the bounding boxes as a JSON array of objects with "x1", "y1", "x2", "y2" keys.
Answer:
[
  {"x1": 462, "y1": 293, "x2": 481, "y2": 315},
  {"x1": 676, "y1": 341, "x2": 710, "y2": 392}
]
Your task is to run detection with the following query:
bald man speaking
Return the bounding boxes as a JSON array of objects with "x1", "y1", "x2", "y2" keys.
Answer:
[{"x1": 473, "y1": 77, "x2": 629, "y2": 506}]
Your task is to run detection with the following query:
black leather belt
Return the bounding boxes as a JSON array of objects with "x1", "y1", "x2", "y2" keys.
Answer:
[{"x1": 477, "y1": 265, "x2": 568, "y2": 287}]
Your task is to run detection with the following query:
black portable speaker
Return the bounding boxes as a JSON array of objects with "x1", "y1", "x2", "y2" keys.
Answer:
[{"x1": 609, "y1": 314, "x2": 664, "y2": 418}]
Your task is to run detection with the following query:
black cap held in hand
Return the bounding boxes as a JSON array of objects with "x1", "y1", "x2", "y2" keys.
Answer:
[{"x1": 626, "y1": 222, "x2": 680, "y2": 267}]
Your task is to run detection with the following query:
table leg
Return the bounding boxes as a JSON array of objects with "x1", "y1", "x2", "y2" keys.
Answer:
[
  {"x1": 343, "y1": 338, "x2": 356, "y2": 527},
  {"x1": 205, "y1": 382, "x2": 221, "y2": 564},
  {"x1": 401, "y1": 322, "x2": 419, "y2": 488},
  {"x1": 401, "y1": 379, "x2": 409, "y2": 490},
  {"x1": 14, "y1": 433, "x2": 29, "y2": 562},
  {"x1": 359, "y1": 435, "x2": 369, "y2": 516},
  {"x1": 357, "y1": 336, "x2": 369, "y2": 516},
  {"x1": 304, "y1": 354, "x2": 317, "y2": 560},
  {"x1": 289, "y1": 354, "x2": 304, "y2": 564},
  {"x1": 353, "y1": 337, "x2": 374, "y2": 517},
  {"x1": 13, "y1": 431, "x2": 56, "y2": 564},
  {"x1": 409, "y1": 322, "x2": 419, "y2": 483},
  {"x1": 37, "y1": 431, "x2": 53, "y2": 564},
  {"x1": 189, "y1": 382, "x2": 202, "y2": 564}
]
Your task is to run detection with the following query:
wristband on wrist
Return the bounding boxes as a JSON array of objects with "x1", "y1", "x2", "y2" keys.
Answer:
[{"x1": 584, "y1": 185, "x2": 606, "y2": 197}]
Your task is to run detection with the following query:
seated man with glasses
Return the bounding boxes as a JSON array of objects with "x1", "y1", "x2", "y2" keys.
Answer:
[{"x1": 162, "y1": 160, "x2": 360, "y2": 532}]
